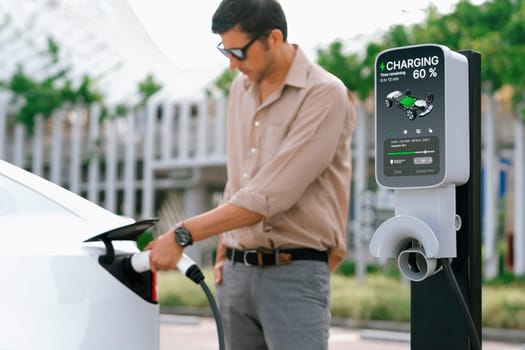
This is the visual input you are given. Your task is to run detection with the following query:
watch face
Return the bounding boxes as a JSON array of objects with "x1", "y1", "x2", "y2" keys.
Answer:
[{"x1": 175, "y1": 226, "x2": 192, "y2": 247}]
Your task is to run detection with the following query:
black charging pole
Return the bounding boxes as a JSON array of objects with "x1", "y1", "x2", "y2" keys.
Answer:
[{"x1": 411, "y1": 51, "x2": 482, "y2": 350}]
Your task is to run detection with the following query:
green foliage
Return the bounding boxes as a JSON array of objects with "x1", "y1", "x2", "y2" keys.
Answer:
[
  {"x1": 0, "y1": 36, "x2": 103, "y2": 132},
  {"x1": 158, "y1": 266, "x2": 525, "y2": 329},
  {"x1": 334, "y1": 260, "x2": 356, "y2": 276},
  {"x1": 158, "y1": 268, "x2": 411, "y2": 322},
  {"x1": 331, "y1": 274, "x2": 410, "y2": 321},
  {"x1": 99, "y1": 74, "x2": 163, "y2": 121},
  {"x1": 137, "y1": 73, "x2": 162, "y2": 109},
  {"x1": 75, "y1": 75, "x2": 103, "y2": 105},
  {"x1": 5, "y1": 65, "x2": 70, "y2": 132},
  {"x1": 314, "y1": 0, "x2": 525, "y2": 106},
  {"x1": 383, "y1": 25, "x2": 412, "y2": 48},
  {"x1": 114, "y1": 103, "x2": 129, "y2": 118},
  {"x1": 484, "y1": 270, "x2": 525, "y2": 286},
  {"x1": 46, "y1": 37, "x2": 60, "y2": 63},
  {"x1": 158, "y1": 270, "x2": 214, "y2": 308},
  {"x1": 334, "y1": 260, "x2": 400, "y2": 279},
  {"x1": 136, "y1": 230, "x2": 155, "y2": 251},
  {"x1": 316, "y1": 40, "x2": 373, "y2": 100},
  {"x1": 483, "y1": 286, "x2": 525, "y2": 329},
  {"x1": 212, "y1": 69, "x2": 238, "y2": 95},
  {"x1": 0, "y1": 32, "x2": 163, "y2": 129}
]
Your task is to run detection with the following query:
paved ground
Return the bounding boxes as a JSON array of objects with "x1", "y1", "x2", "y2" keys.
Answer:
[{"x1": 160, "y1": 315, "x2": 525, "y2": 350}]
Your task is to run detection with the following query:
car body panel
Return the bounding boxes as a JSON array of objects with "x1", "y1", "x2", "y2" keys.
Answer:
[
  {"x1": 0, "y1": 160, "x2": 159, "y2": 349},
  {"x1": 0, "y1": 256, "x2": 159, "y2": 350}
]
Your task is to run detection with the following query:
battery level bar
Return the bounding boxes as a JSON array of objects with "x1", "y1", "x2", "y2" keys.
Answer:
[{"x1": 388, "y1": 150, "x2": 436, "y2": 156}]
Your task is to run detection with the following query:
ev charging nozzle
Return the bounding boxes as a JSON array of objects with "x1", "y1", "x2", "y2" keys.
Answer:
[
  {"x1": 129, "y1": 251, "x2": 204, "y2": 284},
  {"x1": 129, "y1": 250, "x2": 151, "y2": 273}
]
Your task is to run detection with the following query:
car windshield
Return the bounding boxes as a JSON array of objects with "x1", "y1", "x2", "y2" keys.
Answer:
[{"x1": 0, "y1": 174, "x2": 71, "y2": 217}]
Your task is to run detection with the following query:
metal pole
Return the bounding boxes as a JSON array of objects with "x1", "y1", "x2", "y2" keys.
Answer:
[
  {"x1": 353, "y1": 103, "x2": 368, "y2": 282},
  {"x1": 411, "y1": 50, "x2": 482, "y2": 350},
  {"x1": 483, "y1": 89, "x2": 499, "y2": 279},
  {"x1": 514, "y1": 117, "x2": 525, "y2": 274}
]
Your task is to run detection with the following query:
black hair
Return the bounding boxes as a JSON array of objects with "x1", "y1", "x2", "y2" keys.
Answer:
[{"x1": 211, "y1": 0, "x2": 288, "y2": 41}]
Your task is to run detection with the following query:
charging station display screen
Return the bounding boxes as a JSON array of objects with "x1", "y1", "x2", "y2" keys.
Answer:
[
  {"x1": 376, "y1": 45, "x2": 446, "y2": 188},
  {"x1": 384, "y1": 136, "x2": 440, "y2": 176}
]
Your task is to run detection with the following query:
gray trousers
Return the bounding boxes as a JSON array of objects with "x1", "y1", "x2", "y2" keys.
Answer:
[{"x1": 216, "y1": 259, "x2": 330, "y2": 350}]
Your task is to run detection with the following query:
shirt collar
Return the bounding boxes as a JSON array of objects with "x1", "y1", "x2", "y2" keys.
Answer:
[{"x1": 242, "y1": 44, "x2": 309, "y2": 91}]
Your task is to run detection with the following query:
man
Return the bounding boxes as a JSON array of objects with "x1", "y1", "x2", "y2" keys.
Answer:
[{"x1": 147, "y1": 0, "x2": 356, "y2": 348}]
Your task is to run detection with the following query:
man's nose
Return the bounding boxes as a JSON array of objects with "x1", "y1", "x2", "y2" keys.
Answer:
[{"x1": 229, "y1": 56, "x2": 242, "y2": 70}]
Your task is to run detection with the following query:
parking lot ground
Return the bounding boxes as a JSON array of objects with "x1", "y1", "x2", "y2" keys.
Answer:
[{"x1": 160, "y1": 315, "x2": 524, "y2": 350}]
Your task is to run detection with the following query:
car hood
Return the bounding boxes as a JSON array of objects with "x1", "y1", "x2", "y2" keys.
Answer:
[{"x1": 0, "y1": 161, "x2": 153, "y2": 254}]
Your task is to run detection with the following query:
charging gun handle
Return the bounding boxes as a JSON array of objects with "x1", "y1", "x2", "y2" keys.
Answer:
[{"x1": 130, "y1": 250, "x2": 196, "y2": 274}]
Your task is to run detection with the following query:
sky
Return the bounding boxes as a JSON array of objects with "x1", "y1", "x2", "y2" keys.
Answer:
[{"x1": 126, "y1": 0, "x2": 484, "y2": 74}]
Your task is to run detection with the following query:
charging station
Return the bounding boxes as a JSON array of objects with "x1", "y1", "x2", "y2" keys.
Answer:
[{"x1": 369, "y1": 44, "x2": 481, "y2": 349}]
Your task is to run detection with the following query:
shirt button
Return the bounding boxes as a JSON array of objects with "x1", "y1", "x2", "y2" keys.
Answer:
[
  {"x1": 254, "y1": 121, "x2": 260, "y2": 127},
  {"x1": 242, "y1": 172, "x2": 248, "y2": 179},
  {"x1": 250, "y1": 147, "x2": 257, "y2": 153}
]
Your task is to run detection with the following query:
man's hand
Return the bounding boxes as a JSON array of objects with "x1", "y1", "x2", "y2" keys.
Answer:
[
  {"x1": 214, "y1": 235, "x2": 227, "y2": 285},
  {"x1": 145, "y1": 229, "x2": 184, "y2": 272},
  {"x1": 329, "y1": 249, "x2": 345, "y2": 272},
  {"x1": 214, "y1": 259, "x2": 225, "y2": 285}
]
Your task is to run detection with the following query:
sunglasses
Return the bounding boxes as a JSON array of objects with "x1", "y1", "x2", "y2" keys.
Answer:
[{"x1": 217, "y1": 31, "x2": 268, "y2": 61}]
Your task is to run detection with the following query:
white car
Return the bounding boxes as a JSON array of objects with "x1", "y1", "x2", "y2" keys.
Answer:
[{"x1": 0, "y1": 160, "x2": 159, "y2": 350}]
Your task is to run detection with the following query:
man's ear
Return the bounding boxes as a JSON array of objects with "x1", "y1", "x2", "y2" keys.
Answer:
[{"x1": 268, "y1": 28, "x2": 284, "y2": 49}]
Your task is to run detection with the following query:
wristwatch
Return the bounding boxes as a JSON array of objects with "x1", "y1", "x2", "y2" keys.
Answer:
[{"x1": 174, "y1": 225, "x2": 193, "y2": 247}]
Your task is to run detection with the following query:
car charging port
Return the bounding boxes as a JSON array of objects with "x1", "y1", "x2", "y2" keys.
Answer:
[
  {"x1": 98, "y1": 254, "x2": 157, "y2": 303},
  {"x1": 83, "y1": 219, "x2": 159, "y2": 304}
]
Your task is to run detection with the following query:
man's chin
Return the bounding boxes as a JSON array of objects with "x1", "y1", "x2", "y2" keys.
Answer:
[{"x1": 248, "y1": 74, "x2": 263, "y2": 83}]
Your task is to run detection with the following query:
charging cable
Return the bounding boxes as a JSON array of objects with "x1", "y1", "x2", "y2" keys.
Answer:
[
  {"x1": 440, "y1": 258, "x2": 481, "y2": 350},
  {"x1": 130, "y1": 251, "x2": 225, "y2": 350}
]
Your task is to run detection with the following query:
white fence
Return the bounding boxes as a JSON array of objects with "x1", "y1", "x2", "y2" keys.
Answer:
[{"x1": 0, "y1": 92, "x2": 228, "y2": 219}]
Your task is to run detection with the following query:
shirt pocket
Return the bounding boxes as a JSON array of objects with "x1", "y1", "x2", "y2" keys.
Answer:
[{"x1": 259, "y1": 125, "x2": 288, "y2": 165}]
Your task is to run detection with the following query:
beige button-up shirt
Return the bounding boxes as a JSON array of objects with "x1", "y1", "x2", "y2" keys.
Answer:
[{"x1": 222, "y1": 45, "x2": 356, "y2": 264}]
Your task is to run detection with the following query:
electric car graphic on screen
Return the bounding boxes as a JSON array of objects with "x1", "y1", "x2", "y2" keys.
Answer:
[
  {"x1": 0, "y1": 160, "x2": 159, "y2": 350},
  {"x1": 385, "y1": 89, "x2": 434, "y2": 120}
]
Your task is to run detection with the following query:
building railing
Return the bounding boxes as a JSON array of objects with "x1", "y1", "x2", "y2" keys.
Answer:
[{"x1": 0, "y1": 91, "x2": 228, "y2": 219}]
